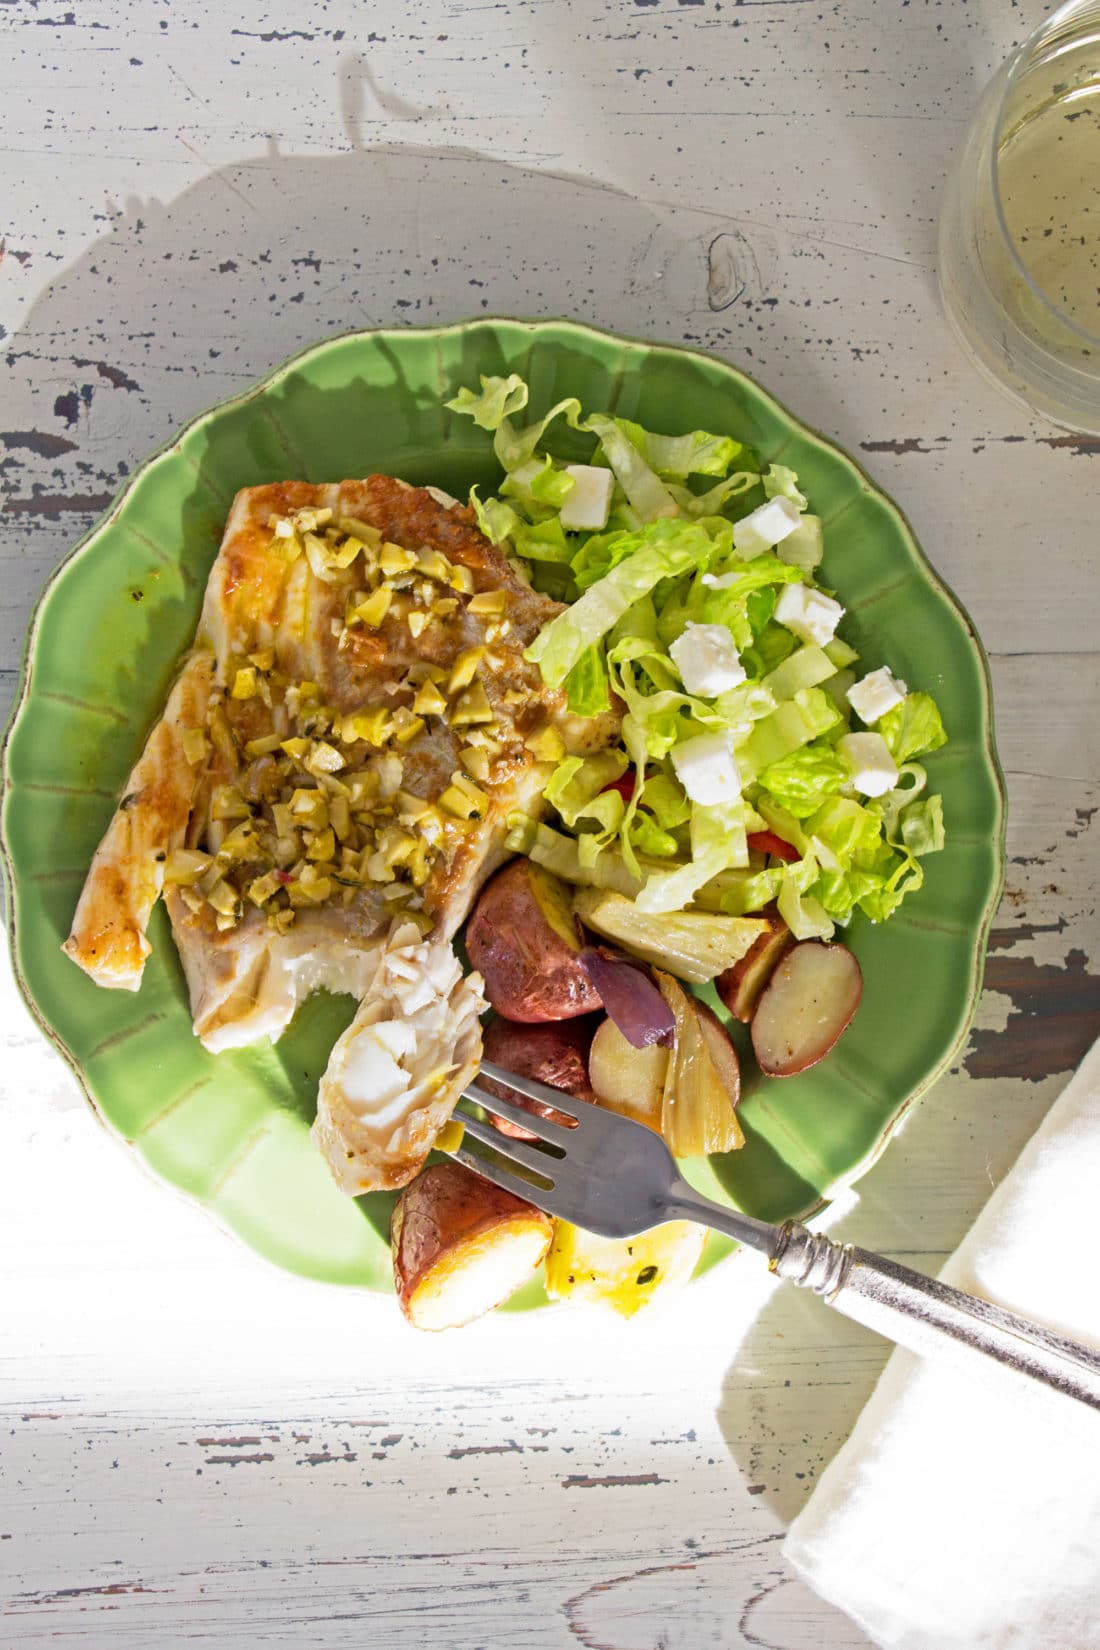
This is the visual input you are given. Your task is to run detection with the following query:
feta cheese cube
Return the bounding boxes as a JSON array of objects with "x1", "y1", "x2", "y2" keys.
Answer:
[
  {"x1": 774, "y1": 583, "x2": 845, "y2": 646},
  {"x1": 837, "y1": 732, "x2": 899, "y2": 798},
  {"x1": 846, "y1": 666, "x2": 908, "y2": 725},
  {"x1": 669, "y1": 623, "x2": 747, "y2": 698},
  {"x1": 559, "y1": 464, "x2": 614, "y2": 531},
  {"x1": 671, "y1": 733, "x2": 742, "y2": 806},
  {"x1": 733, "y1": 496, "x2": 802, "y2": 559}
]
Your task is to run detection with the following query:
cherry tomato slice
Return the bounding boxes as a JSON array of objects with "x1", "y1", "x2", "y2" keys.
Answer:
[
  {"x1": 600, "y1": 773, "x2": 636, "y2": 802},
  {"x1": 747, "y1": 829, "x2": 800, "y2": 863}
]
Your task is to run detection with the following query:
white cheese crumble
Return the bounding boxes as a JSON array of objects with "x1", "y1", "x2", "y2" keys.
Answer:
[
  {"x1": 847, "y1": 666, "x2": 907, "y2": 725},
  {"x1": 671, "y1": 732, "x2": 743, "y2": 805},
  {"x1": 733, "y1": 496, "x2": 802, "y2": 559},
  {"x1": 559, "y1": 464, "x2": 614, "y2": 531},
  {"x1": 774, "y1": 583, "x2": 846, "y2": 646},
  {"x1": 669, "y1": 623, "x2": 747, "y2": 698},
  {"x1": 837, "y1": 731, "x2": 899, "y2": 798}
]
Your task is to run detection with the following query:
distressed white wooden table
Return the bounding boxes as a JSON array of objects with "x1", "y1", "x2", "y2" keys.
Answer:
[{"x1": 2, "y1": 2, "x2": 1097, "y2": 1645}]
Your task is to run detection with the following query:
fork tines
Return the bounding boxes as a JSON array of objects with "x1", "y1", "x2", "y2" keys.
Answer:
[
  {"x1": 478, "y1": 1061, "x2": 582, "y2": 1120},
  {"x1": 462, "y1": 1077, "x2": 575, "y2": 1147},
  {"x1": 446, "y1": 1068, "x2": 583, "y2": 1205},
  {"x1": 453, "y1": 1107, "x2": 557, "y2": 1178},
  {"x1": 449, "y1": 1138, "x2": 555, "y2": 1205}
]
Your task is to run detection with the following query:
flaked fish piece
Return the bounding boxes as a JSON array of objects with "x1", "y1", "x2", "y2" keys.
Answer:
[
  {"x1": 313, "y1": 922, "x2": 484, "y2": 1194},
  {"x1": 64, "y1": 475, "x2": 617, "y2": 1193}
]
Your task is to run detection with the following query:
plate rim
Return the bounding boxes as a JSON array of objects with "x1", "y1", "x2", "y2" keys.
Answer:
[{"x1": 0, "y1": 314, "x2": 1008, "y2": 1281}]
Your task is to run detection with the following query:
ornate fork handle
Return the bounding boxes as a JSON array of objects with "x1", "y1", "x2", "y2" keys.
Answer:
[{"x1": 772, "y1": 1221, "x2": 1100, "y2": 1411}]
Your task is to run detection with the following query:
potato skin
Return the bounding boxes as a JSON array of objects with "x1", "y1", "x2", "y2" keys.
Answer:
[
  {"x1": 715, "y1": 902, "x2": 794, "y2": 1023},
  {"x1": 480, "y1": 1013, "x2": 596, "y2": 1138},
  {"x1": 392, "y1": 1160, "x2": 552, "y2": 1329},
  {"x1": 465, "y1": 860, "x2": 602, "y2": 1022},
  {"x1": 694, "y1": 998, "x2": 742, "y2": 1110},
  {"x1": 751, "y1": 940, "x2": 863, "y2": 1077}
]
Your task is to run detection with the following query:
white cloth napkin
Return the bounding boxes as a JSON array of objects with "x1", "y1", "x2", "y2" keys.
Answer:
[{"x1": 783, "y1": 1037, "x2": 1100, "y2": 1650}]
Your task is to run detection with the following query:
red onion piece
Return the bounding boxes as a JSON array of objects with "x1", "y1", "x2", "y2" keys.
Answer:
[{"x1": 579, "y1": 947, "x2": 675, "y2": 1049}]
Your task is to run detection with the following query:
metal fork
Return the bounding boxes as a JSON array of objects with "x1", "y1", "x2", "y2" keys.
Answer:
[{"x1": 451, "y1": 1062, "x2": 1100, "y2": 1411}]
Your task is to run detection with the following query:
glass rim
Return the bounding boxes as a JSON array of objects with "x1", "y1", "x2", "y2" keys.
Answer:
[{"x1": 990, "y1": 0, "x2": 1100, "y2": 351}]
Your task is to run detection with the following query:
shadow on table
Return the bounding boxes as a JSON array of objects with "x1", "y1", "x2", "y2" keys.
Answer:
[
  {"x1": 1, "y1": 95, "x2": 850, "y2": 1260},
  {"x1": 716, "y1": 1063, "x2": 1064, "y2": 1525},
  {"x1": 5, "y1": 14, "x2": 1023, "y2": 722},
  {"x1": 4, "y1": 31, "x2": 1044, "y2": 1318},
  {"x1": 4, "y1": 3, "x2": 1045, "y2": 702},
  {"x1": 3, "y1": 54, "x2": 849, "y2": 620}
]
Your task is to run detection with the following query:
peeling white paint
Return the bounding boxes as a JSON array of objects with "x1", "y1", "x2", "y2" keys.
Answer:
[{"x1": 1, "y1": 1, "x2": 1094, "y2": 1646}]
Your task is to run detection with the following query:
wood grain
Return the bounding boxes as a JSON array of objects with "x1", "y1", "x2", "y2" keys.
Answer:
[{"x1": 1, "y1": 0, "x2": 1096, "y2": 1646}]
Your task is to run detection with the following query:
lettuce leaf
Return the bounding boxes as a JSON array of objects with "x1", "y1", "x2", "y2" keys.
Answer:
[
  {"x1": 777, "y1": 878, "x2": 835, "y2": 940},
  {"x1": 564, "y1": 644, "x2": 611, "y2": 716},
  {"x1": 713, "y1": 865, "x2": 786, "y2": 915},
  {"x1": 805, "y1": 795, "x2": 884, "y2": 866},
  {"x1": 636, "y1": 771, "x2": 692, "y2": 831},
  {"x1": 634, "y1": 800, "x2": 750, "y2": 914},
  {"x1": 763, "y1": 463, "x2": 808, "y2": 511},
  {"x1": 758, "y1": 743, "x2": 852, "y2": 818},
  {"x1": 545, "y1": 750, "x2": 624, "y2": 809},
  {"x1": 694, "y1": 555, "x2": 805, "y2": 651},
  {"x1": 500, "y1": 455, "x2": 577, "y2": 510},
  {"x1": 584, "y1": 414, "x2": 681, "y2": 521},
  {"x1": 512, "y1": 516, "x2": 574, "y2": 565},
  {"x1": 525, "y1": 521, "x2": 713, "y2": 686},
  {"x1": 782, "y1": 792, "x2": 928, "y2": 925},
  {"x1": 627, "y1": 810, "x2": 681, "y2": 859},
  {"x1": 738, "y1": 688, "x2": 842, "y2": 779},
  {"x1": 878, "y1": 692, "x2": 948, "y2": 763},
  {"x1": 743, "y1": 622, "x2": 799, "y2": 680},
  {"x1": 494, "y1": 395, "x2": 587, "y2": 473},
  {"x1": 445, "y1": 373, "x2": 528, "y2": 430},
  {"x1": 470, "y1": 488, "x2": 521, "y2": 546},
  {"x1": 446, "y1": 372, "x2": 589, "y2": 485},
  {"x1": 615, "y1": 416, "x2": 743, "y2": 479},
  {"x1": 666, "y1": 472, "x2": 760, "y2": 517},
  {"x1": 544, "y1": 752, "x2": 627, "y2": 868},
  {"x1": 900, "y1": 793, "x2": 945, "y2": 855},
  {"x1": 571, "y1": 528, "x2": 648, "y2": 593}
]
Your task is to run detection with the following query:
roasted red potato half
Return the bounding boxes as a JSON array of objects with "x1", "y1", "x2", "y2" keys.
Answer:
[
  {"x1": 751, "y1": 941, "x2": 863, "y2": 1076},
  {"x1": 715, "y1": 902, "x2": 795, "y2": 1023},
  {"x1": 479, "y1": 1013, "x2": 595, "y2": 1139},
  {"x1": 465, "y1": 860, "x2": 602, "y2": 1022},
  {"x1": 392, "y1": 1160, "x2": 553, "y2": 1331}
]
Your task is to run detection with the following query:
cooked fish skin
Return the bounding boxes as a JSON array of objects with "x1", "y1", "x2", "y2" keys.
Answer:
[
  {"x1": 63, "y1": 475, "x2": 618, "y2": 1195},
  {"x1": 62, "y1": 649, "x2": 214, "y2": 990}
]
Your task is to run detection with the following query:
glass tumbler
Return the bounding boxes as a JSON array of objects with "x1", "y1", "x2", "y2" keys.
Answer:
[{"x1": 939, "y1": 0, "x2": 1100, "y2": 433}]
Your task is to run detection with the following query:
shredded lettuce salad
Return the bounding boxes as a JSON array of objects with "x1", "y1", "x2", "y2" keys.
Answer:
[{"x1": 445, "y1": 374, "x2": 947, "y2": 939}]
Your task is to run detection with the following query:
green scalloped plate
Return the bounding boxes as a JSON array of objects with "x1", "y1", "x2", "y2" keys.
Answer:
[{"x1": 1, "y1": 319, "x2": 1006, "y2": 1306}]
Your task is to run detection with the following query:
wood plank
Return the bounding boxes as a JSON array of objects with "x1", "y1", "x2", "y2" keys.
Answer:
[{"x1": 1, "y1": 1, "x2": 1091, "y2": 1646}]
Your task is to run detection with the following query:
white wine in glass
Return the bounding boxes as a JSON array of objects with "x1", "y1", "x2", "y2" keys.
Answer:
[{"x1": 940, "y1": 2, "x2": 1100, "y2": 433}]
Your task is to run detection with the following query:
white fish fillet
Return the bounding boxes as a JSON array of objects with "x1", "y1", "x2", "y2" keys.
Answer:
[{"x1": 64, "y1": 475, "x2": 616, "y2": 1193}]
